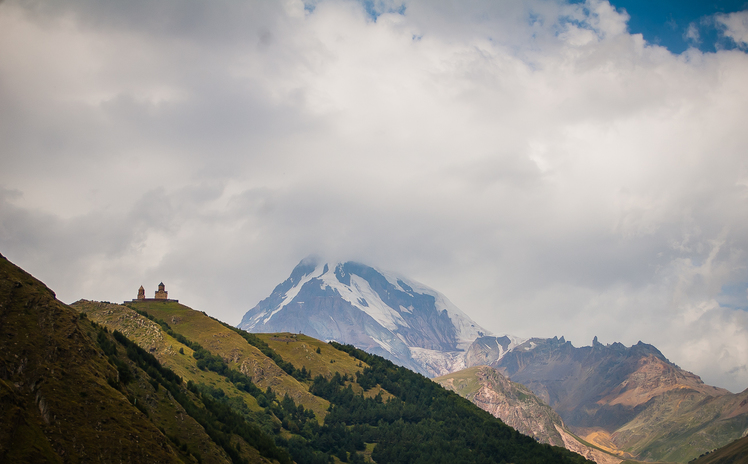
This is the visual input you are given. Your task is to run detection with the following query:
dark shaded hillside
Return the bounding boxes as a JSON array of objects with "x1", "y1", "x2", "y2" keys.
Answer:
[
  {"x1": 0, "y1": 252, "x2": 185, "y2": 463},
  {"x1": 0, "y1": 253, "x2": 292, "y2": 464}
]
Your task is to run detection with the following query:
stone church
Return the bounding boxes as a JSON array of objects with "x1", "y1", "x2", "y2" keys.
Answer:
[{"x1": 128, "y1": 282, "x2": 178, "y2": 303}]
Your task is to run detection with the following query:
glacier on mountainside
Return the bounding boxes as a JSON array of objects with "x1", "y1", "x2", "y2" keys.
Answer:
[{"x1": 238, "y1": 257, "x2": 521, "y2": 376}]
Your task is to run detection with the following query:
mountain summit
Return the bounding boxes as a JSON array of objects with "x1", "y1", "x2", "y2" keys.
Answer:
[{"x1": 238, "y1": 257, "x2": 498, "y2": 375}]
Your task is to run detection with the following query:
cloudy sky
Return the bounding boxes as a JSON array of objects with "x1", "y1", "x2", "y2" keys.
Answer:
[{"x1": 1, "y1": 0, "x2": 747, "y2": 391}]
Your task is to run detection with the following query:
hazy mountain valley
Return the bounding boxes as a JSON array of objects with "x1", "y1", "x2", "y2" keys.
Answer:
[{"x1": 3, "y1": 252, "x2": 747, "y2": 463}]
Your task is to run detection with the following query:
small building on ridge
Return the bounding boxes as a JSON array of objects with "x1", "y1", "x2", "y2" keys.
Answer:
[{"x1": 127, "y1": 283, "x2": 178, "y2": 303}]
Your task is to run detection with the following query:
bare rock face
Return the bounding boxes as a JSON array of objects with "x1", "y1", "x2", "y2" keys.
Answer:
[
  {"x1": 239, "y1": 356, "x2": 285, "y2": 387},
  {"x1": 435, "y1": 366, "x2": 566, "y2": 446},
  {"x1": 555, "y1": 425, "x2": 624, "y2": 464},
  {"x1": 464, "y1": 336, "x2": 515, "y2": 367},
  {"x1": 473, "y1": 367, "x2": 568, "y2": 446}
]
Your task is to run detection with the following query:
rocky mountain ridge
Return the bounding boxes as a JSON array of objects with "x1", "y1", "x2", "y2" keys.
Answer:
[{"x1": 490, "y1": 336, "x2": 748, "y2": 462}]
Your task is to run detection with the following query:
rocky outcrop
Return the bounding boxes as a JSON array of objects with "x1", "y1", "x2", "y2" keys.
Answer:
[
  {"x1": 437, "y1": 366, "x2": 565, "y2": 446},
  {"x1": 493, "y1": 336, "x2": 728, "y2": 429},
  {"x1": 73, "y1": 300, "x2": 166, "y2": 352},
  {"x1": 555, "y1": 426, "x2": 623, "y2": 464},
  {"x1": 464, "y1": 336, "x2": 516, "y2": 367}
]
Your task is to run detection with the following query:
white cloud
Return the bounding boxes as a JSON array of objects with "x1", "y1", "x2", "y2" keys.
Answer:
[
  {"x1": 684, "y1": 22, "x2": 700, "y2": 45},
  {"x1": 1, "y1": 0, "x2": 747, "y2": 391},
  {"x1": 716, "y1": 10, "x2": 748, "y2": 48}
]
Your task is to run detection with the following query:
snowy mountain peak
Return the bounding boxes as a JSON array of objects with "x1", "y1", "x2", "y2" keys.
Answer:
[{"x1": 238, "y1": 257, "x2": 496, "y2": 375}]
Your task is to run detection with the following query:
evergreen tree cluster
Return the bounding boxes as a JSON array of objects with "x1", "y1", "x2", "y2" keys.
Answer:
[{"x1": 191, "y1": 347, "x2": 265, "y2": 396}]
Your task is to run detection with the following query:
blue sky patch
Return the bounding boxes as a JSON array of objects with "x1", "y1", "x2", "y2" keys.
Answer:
[
  {"x1": 718, "y1": 282, "x2": 748, "y2": 311},
  {"x1": 602, "y1": 0, "x2": 748, "y2": 53},
  {"x1": 357, "y1": 0, "x2": 406, "y2": 22}
]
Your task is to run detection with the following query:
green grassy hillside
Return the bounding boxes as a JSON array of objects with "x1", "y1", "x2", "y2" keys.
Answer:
[
  {"x1": 123, "y1": 300, "x2": 331, "y2": 419},
  {"x1": 73, "y1": 300, "x2": 265, "y2": 414},
  {"x1": 75, "y1": 299, "x2": 595, "y2": 463},
  {"x1": 129, "y1": 301, "x2": 596, "y2": 463}
]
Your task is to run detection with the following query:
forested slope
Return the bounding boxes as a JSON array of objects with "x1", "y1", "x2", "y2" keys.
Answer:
[{"x1": 79, "y1": 298, "x2": 594, "y2": 463}]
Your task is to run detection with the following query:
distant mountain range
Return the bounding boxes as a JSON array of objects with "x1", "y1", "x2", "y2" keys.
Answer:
[
  {"x1": 491, "y1": 336, "x2": 748, "y2": 463},
  {"x1": 240, "y1": 257, "x2": 748, "y2": 463}
]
